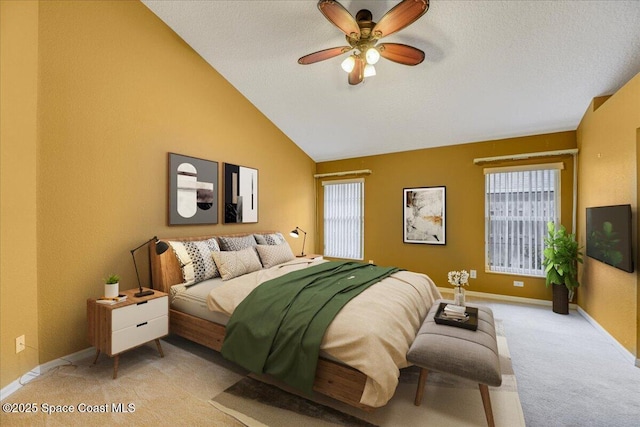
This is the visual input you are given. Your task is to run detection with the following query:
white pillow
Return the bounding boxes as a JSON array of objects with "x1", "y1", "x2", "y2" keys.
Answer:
[
  {"x1": 255, "y1": 243, "x2": 295, "y2": 268},
  {"x1": 212, "y1": 247, "x2": 262, "y2": 281}
]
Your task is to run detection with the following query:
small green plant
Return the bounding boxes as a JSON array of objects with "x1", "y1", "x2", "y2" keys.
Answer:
[
  {"x1": 542, "y1": 222, "x2": 583, "y2": 298},
  {"x1": 104, "y1": 274, "x2": 120, "y2": 284}
]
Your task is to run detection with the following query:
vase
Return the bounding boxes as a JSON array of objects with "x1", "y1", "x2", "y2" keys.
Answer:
[{"x1": 454, "y1": 286, "x2": 466, "y2": 307}]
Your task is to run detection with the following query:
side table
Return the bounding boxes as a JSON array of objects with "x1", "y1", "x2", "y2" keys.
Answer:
[{"x1": 87, "y1": 288, "x2": 168, "y2": 378}]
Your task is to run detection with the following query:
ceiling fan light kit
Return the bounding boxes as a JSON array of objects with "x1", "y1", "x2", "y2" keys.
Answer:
[{"x1": 298, "y1": 0, "x2": 429, "y2": 86}]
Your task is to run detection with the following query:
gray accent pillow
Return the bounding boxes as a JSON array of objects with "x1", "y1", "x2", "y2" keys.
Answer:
[
  {"x1": 218, "y1": 235, "x2": 257, "y2": 251},
  {"x1": 256, "y1": 243, "x2": 295, "y2": 268},
  {"x1": 254, "y1": 232, "x2": 286, "y2": 245}
]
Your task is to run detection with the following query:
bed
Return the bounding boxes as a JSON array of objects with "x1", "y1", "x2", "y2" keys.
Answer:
[{"x1": 150, "y1": 232, "x2": 441, "y2": 410}]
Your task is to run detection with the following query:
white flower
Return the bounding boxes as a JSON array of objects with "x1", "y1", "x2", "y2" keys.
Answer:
[{"x1": 447, "y1": 270, "x2": 469, "y2": 287}]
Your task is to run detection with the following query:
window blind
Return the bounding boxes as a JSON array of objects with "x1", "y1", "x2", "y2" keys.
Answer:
[
  {"x1": 485, "y1": 165, "x2": 561, "y2": 276},
  {"x1": 323, "y1": 179, "x2": 364, "y2": 260}
]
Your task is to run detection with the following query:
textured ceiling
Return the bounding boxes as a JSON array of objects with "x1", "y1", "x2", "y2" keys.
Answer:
[{"x1": 142, "y1": 1, "x2": 640, "y2": 162}]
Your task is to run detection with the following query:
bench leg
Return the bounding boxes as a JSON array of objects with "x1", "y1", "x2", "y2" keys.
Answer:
[
  {"x1": 479, "y1": 383, "x2": 495, "y2": 427},
  {"x1": 414, "y1": 368, "x2": 429, "y2": 406}
]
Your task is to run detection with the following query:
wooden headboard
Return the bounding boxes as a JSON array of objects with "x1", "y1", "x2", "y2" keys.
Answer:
[{"x1": 150, "y1": 231, "x2": 277, "y2": 294}]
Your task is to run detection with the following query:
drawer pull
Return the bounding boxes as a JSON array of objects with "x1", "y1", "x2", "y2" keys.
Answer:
[
  {"x1": 136, "y1": 322, "x2": 148, "y2": 327},
  {"x1": 137, "y1": 301, "x2": 148, "y2": 306}
]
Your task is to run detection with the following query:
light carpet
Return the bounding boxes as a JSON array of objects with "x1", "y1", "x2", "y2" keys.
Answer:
[
  {"x1": 1, "y1": 341, "x2": 245, "y2": 427},
  {"x1": 210, "y1": 320, "x2": 525, "y2": 427},
  {"x1": 1, "y1": 321, "x2": 523, "y2": 426}
]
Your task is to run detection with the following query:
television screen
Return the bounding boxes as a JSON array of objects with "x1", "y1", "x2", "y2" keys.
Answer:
[{"x1": 586, "y1": 204, "x2": 634, "y2": 273}]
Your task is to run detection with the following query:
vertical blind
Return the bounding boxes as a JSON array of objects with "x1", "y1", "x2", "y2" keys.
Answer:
[
  {"x1": 323, "y1": 179, "x2": 364, "y2": 260},
  {"x1": 484, "y1": 164, "x2": 562, "y2": 276}
]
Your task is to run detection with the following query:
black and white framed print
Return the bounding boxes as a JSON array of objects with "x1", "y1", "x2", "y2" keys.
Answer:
[
  {"x1": 403, "y1": 186, "x2": 446, "y2": 244},
  {"x1": 223, "y1": 163, "x2": 258, "y2": 223},
  {"x1": 169, "y1": 153, "x2": 218, "y2": 225}
]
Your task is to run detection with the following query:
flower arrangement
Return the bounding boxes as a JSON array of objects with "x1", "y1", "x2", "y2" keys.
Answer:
[{"x1": 447, "y1": 270, "x2": 469, "y2": 287}]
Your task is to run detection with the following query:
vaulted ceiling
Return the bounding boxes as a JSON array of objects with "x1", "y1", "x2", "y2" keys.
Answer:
[{"x1": 142, "y1": 1, "x2": 640, "y2": 162}]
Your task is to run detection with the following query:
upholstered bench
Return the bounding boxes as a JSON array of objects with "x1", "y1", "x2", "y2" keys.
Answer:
[{"x1": 407, "y1": 299, "x2": 502, "y2": 427}]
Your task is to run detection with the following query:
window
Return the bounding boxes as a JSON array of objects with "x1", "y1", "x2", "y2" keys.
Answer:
[
  {"x1": 485, "y1": 164, "x2": 562, "y2": 276},
  {"x1": 323, "y1": 179, "x2": 364, "y2": 260}
]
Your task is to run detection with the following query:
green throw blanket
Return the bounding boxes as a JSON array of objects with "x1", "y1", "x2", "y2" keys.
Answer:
[{"x1": 221, "y1": 261, "x2": 400, "y2": 394}]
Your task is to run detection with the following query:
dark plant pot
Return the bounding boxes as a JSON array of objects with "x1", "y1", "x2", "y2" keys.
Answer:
[{"x1": 552, "y1": 283, "x2": 569, "y2": 314}]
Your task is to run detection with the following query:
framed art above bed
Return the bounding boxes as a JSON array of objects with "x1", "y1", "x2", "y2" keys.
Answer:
[
  {"x1": 223, "y1": 163, "x2": 258, "y2": 224},
  {"x1": 403, "y1": 186, "x2": 446, "y2": 245},
  {"x1": 168, "y1": 153, "x2": 218, "y2": 225}
]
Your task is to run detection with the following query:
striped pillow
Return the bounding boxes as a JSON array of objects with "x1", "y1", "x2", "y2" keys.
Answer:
[{"x1": 168, "y1": 238, "x2": 220, "y2": 286}]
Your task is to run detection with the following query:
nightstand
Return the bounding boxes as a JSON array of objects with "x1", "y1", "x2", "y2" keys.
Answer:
[{"x1": 87, "y1": 288, "x2": 168, "y2": 378}]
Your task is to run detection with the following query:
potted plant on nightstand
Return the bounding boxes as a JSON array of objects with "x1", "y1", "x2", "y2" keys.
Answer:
[
  {"x1": 542, "y1": 222, "x2": 583, "y2": 314},
  {"x1": 104, "y1": 274, "x2": 120, "y2": 298}
]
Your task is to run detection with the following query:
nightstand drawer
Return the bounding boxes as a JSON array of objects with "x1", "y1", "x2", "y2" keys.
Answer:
[
  {"x1": 112, "y1": 296, "x2": 167, "y2": 331},
  {"x1": 111, "y1": 315, "x2": 168, "y2": 354}
]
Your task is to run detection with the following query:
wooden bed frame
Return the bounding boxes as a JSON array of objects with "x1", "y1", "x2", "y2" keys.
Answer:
[{"x1": 150, "y1": 232, "x2": 373, "y2": 411}]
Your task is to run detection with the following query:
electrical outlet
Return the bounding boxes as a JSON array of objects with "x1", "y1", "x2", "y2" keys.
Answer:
[
  {"x1": 16, "y1": 335, "x2": 25, "y2": 353},
  {"x1": 514, "y1": 280, "x2": 524, "y2": 287},
  {"x1": 470, "y1": 270, "x2": 477, "y2": 279}
]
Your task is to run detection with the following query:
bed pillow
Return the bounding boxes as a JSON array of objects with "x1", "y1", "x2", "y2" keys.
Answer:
[
  {"x1": 217, "y1": 235, "x2": 257, "y2": 251},
  {"x1": 254, "y1": 232, "x2": 286, "y2": 245},
  {"x1": 168, "y1": 238, "x2": 220, "y2": 286},
  {"x1": 255, "y1": 243, "x2": 295, "y2": 268},
  {"x1": 212, "y1": 247, "x2": 262, "y2": 281}
]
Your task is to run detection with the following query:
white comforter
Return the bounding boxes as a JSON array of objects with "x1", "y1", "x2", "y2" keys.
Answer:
[{"x1": 206, "y1": 258, "x2": 441, "y2": 407}]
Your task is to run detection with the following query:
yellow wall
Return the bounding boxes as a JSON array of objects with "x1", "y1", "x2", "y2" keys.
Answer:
[
  {"x1": 1, "y1": 0, "x2": 41, "y2": 389},
  {"x1": 317, "y1": 132, "x2": 577, "y2": 299},
  {"x1": 576, "y1": 73, "x2": 640, "y2": 357},
  {"x1": 0, "y1": 0, "x2": 316, "y2": 389}
]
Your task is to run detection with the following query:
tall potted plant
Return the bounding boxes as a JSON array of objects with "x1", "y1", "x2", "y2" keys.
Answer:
[{"x1": 542, "y1": 222, "x2": 583, "y2": 314}]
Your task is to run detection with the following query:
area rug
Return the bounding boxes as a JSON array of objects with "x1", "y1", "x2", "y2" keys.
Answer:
[
  {"x1": 1, "y1": 340, "x2": 245, "y2": 427},
  {"x1": 210, "y1": 320, "x2": 525, "y2": 427}
]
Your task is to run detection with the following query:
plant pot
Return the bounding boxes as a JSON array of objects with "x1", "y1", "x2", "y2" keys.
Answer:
[
  {"x1": 104, "y1": 282, "x2": 119, "y2": 298},
  {"x1": 552, "y1": 283, "x2": 569, "y2": 314}
]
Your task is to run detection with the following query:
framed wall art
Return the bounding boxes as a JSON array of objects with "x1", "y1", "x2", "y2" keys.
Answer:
[
  {"x1": 223, "y1": 163, "x2": 258, "y2": 223},
  {"x1": 168, "y1": 153, "x2": 218, "y2": 225},
  {"x1": 403, "y1": 186, "x2": 446, "y2": 245}
]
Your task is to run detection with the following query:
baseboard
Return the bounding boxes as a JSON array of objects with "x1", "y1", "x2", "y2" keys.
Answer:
[
  {"x1": 0, "y1": 347, "x2": 94, "y2": 401},
  {"x1": 437, "y1": 287, "x2": 578, "y2": 309},
  {"x1": 576, "y1": 306, "x2": 638, "y2": 366}
]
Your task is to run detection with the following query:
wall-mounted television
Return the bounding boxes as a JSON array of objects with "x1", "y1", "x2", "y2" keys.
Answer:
[{"x1": 586, "y1": 204, "x2": 634, "y2": 273}]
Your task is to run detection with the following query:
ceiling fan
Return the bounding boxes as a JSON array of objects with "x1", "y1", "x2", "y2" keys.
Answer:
[{"x1": 298, "y1": 0, "x2": 429, "y2": 85}]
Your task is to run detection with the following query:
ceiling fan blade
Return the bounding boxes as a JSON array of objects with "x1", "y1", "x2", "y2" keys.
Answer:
[
  {"x1": 348, "y1": 57, "x2": 364, "y2": 85},
  {"x1": 298, "y1": 46, "x2": 353, "y2": 65},
  {"x1": 372, "y1": 0, "x2": 429, "y2": 39},
  {"x1": 378, "y1": 43, "x2": 425, "y2": 65},
  {"x1": 318, "y1": 0, "x2": 360, "y2": 40}
]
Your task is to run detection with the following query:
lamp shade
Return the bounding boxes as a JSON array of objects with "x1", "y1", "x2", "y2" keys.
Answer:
[
  {"x1": 365, "y1": 47, "x2": 380, "y2": 65},
  {"x1": 155, "y1": 240, "x2": 169, "y2": 255},
  {"x1": 341, "y1": 55, "x2": 356, "y2": 73},
  {"x1": 364, "y1": 64, "x2": 376, "y2": 77}
]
